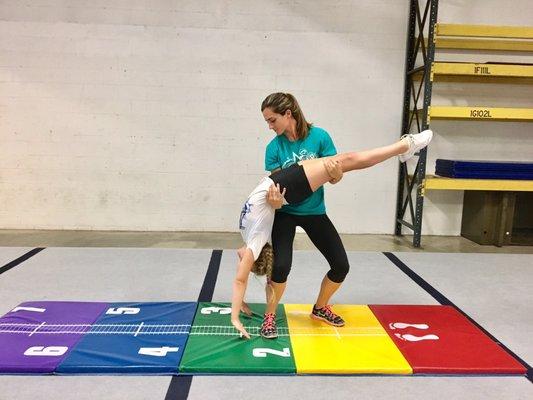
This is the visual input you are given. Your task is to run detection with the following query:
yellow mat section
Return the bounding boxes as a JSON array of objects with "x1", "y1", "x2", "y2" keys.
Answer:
[{"x1": 284, "y1": 304, "x2": 412, "y2": 374}]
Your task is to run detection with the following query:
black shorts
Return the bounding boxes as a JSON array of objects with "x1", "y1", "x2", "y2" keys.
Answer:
[{"x1": 269, "y1": 163, "x2": 313, "y2": 204}]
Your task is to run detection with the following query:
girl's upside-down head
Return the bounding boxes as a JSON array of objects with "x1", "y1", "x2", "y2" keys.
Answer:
[{"x1": 251, "y1": 243, "x2": 274, "y2": 278}]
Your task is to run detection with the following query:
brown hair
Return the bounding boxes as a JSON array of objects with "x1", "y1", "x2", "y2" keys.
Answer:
[
  {"x1": 251, "y1": 243, "x2": 274, "y2": 277},
  {"x1": 261, "y1": 92, "x2": 312, "y2": 140}
]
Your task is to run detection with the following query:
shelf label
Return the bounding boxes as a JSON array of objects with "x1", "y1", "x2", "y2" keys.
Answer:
[
  {"x1": 470, "y1": 109, "x2": 492, "y2": 118},
  {"x1": 473, "y1": 65, "x2": 491, "y2": 75}
]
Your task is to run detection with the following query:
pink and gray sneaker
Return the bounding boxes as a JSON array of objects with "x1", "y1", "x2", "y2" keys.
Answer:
[
  {"x1": 260, "y1": 312, "x2": 278, "y2": 339},
  {"x1": 310, "y1": 305, "x2": 345, "y2": 327}
]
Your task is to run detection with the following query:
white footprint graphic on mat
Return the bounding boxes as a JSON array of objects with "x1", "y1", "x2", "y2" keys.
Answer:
[
  {"x1": 389, "y1": 322, "x2": 429, "y2": 330},
  {"x1": 394, "y1": 333, "x2": 439, "y2": 342}
]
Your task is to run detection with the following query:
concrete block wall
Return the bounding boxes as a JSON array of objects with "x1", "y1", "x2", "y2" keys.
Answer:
[{"x1": 0, "y1": 0, "x2": 532, "y2": 234}]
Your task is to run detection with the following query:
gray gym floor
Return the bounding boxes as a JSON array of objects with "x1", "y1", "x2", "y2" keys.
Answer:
[{"x1": 0, "y1": 232, "x2": 531, "y2": 400}]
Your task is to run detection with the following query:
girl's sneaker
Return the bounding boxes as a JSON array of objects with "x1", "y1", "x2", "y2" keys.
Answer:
[
  {"x1": 399, "y1": 129, "x2": 433, "y2": 162},
  {"x1": 310, "y1": 305, "x2": 345, "y2": 327},
  {"x1": 260, "y1": 313, "x2": 278, "y2": 339}
]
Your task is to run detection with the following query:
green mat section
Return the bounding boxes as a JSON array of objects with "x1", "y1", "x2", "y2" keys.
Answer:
[{"x1": 179, "y1": 302, "x2": 295, "y2": 374}]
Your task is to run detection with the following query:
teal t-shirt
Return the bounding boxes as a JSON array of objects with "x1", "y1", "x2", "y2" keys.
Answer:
[{"x1": 264, "y1": 126, "x2": 337, "y2": 215}]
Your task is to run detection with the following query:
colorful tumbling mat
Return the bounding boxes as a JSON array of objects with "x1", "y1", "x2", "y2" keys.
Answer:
[
  {"x1": 435, "y1": 159, "x2": 533, "y2": 180},
  {"x1": 0, "y1": 301, "x2": 527, "y2": 376}
]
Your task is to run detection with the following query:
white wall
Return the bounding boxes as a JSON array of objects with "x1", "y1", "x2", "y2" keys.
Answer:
[{"x1": 0, "y1": 1, "x2": 531, "y2": 234}]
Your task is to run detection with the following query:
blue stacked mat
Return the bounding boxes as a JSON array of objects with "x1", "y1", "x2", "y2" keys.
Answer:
[{"x1": 435, "y1": 159, "x2": 533, "y2": 180}]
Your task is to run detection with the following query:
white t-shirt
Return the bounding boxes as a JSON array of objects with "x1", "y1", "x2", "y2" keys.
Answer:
[{"x1": 238, "y1": 177, "x2": 278, "y2": 261}]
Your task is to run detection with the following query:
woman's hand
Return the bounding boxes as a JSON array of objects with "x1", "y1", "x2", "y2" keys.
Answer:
[
  {"x1": 267, "y1": 183, "x2": 286, "y2": 209},
  {"x1": 325, "y1": 159, "x2": 343, "y2": 184},
  {"x1": 231, "y1": 317, "x2": 250, "y2": 339}
]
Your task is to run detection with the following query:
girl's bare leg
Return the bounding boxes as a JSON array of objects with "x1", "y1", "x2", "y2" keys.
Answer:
[
  {"x1": 300, "y1": 138, "x2": 409, "y2": 191},
  {"x1": 334, "y1": 139, "x2": 408, "y2": 172},
  {"x1": 265, "y1": 281, "x2": 286, "y2": 314}
]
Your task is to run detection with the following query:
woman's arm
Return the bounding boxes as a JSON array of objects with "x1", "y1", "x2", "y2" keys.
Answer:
[
  {"x1": 231, "y1": 248, "x2": 255, "y2": 339},
  {"x1": 236, "y1": 246, "x2": 252, "y2": 316}
]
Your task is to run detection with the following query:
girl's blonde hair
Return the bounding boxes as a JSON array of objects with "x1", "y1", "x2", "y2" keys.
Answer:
[
  {"x1": 261, "y1": 92, "x2": 312, "y2": 140},
  {"x1": 251, "y1": 243, "x2": 274, "y2": 277}
]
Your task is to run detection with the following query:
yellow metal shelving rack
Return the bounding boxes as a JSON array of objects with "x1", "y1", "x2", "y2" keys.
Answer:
[
  {"x1": 435, "y1": 23, "x2": 533, "y2": 52},
  {"x1": 422, "y1": 176, "x2": 533, "y2": 195},
  {"x1": 396, "y1": 17, "x2": 533, "y2": 247}
]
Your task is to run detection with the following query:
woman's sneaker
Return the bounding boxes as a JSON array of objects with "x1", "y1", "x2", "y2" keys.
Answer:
[
  {"x1": 399, "y1": 129, "x2": 433, "y2": 162},
  {"x1": 260, "y1": 313, "x2": 278, "y2": 339},
  {"x1": 310, "y1": 305, "x2": 345, "y2": 327}
]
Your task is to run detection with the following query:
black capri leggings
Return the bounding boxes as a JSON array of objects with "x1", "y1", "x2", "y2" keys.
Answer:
[
  {"x1": 269, "y1": 163, "x2": 313, "y2": 205},
  {"x1": 270, "y1": 211, "x2": 350, "y2": 284}
]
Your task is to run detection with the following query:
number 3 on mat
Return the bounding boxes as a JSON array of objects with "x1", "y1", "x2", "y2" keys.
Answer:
[
  {"x1": 252, "y1": 347, "x2": 291, "y2": 358},
  {"x1": 200, "y1": 307, "x2": 231, "y2": 314}
]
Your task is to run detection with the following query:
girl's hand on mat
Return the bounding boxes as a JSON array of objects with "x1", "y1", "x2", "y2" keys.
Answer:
[
  {"x1": 267, "y1": 183, "x2": 286, "y2": 209},
  {"x1": 240, "y1": 301, "x2": 252, "y2": 317},
  {"x1": 325, "y1": 159, "x2": 343, "y2": 183},
  {"x1": 232, "y1": 318, "x2": 250, "y2": 339}
]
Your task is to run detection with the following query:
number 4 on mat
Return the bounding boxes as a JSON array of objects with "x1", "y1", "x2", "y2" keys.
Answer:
[
  {"x1": 138, "y1": 347, "x2": 179, "y2": 357},
  {"x1": 252, "y1": 348, "x2": 291, "y2": 358}
]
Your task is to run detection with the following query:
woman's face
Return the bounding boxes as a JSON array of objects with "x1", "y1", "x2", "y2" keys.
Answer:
[{"x1": 262, "y1": 107, "x2": 291, "y2": 136}]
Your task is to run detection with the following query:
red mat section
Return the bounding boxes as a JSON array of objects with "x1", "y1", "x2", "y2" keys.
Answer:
[{"x1": 369, "y1": 305, "x2": 527, "y2": 375}]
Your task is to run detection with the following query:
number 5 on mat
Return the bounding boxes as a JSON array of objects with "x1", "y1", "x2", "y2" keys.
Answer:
[
  {"x1": 24, "y1": 346, "x2": 68, "y2": 356},
  {"x1": 106, "y1": 307, "x2": 140, "y2": 315}
]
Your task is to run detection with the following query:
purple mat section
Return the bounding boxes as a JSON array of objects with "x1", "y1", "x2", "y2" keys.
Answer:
[{"x1": 0, "y1": 301, "x2": 108, "y2": 374}]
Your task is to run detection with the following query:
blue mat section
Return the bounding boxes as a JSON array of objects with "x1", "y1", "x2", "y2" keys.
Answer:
[
  {"x1": 436, "y1": 159, "x2": 533, "y2": 180},
  {"x1": 56, "y1": 302, "x2": 197, "y2": 375}
]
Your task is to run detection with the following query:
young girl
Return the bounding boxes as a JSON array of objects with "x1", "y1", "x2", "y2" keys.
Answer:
[{"x1": 232, "y1": 129, "x2": 433, "y2": 338}]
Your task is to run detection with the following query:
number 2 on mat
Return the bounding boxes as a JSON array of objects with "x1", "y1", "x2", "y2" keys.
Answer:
[{"x1": 252, "y1": 347, "x2": 291, "y2": 358}]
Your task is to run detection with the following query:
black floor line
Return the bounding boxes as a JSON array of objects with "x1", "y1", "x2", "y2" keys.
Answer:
[
  {"x1": 164, "y1": 376, "x2": 193, "y2": 400},
  {"x1": 197, "y1": 250, "x2": 223, "y2": 303},
  {"x1": 165, "y1": 249, "x2": 223, "y2": 400},
  {"x1": 383, "y1": 251, "x2": 532, "y2": 383},
  {"x1": 0, "y1": 248, "x2": 45, "y2": 275}
]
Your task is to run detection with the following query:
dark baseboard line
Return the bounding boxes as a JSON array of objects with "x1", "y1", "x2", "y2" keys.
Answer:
[{"x1": 0, "y1": 248, "x2": 45, "y2": 276}]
